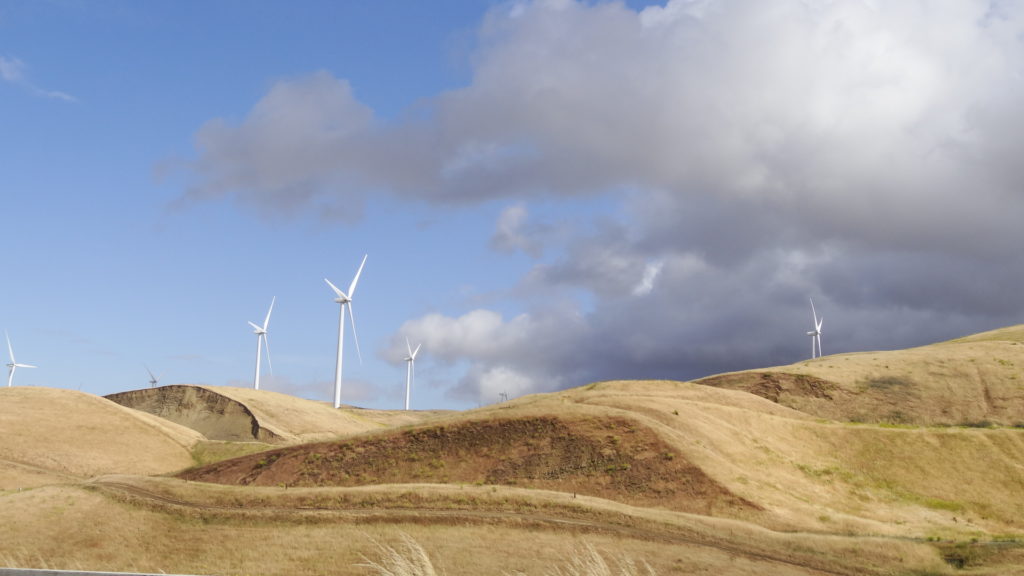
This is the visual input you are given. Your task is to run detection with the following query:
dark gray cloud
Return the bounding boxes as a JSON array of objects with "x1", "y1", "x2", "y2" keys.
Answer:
[{"x1": 190, "y1": 0, "x2": 1024, "y2": 402}]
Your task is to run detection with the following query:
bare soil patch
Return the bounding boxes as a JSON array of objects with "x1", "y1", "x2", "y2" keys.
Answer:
[
  {"x1": 180, "y1": 414, "x2": 756, "y2": 515},
  {"x1": 107, "y1": 385, "x2": 275, "y2": 442}
]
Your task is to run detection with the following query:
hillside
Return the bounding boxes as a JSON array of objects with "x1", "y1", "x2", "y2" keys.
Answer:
[
  {"x1": 698, "y1": 324, "x2": 1024, "y2": 426},
  {"x1": 6, "y1": 326, "x2": 1024, "y2": 574},
  {"x1": 106, "y1": 385, "x2": 449, "y2": 443},
  {"x1": 0, "y1": 387, "x2": 202, "y2": 487},
  {"x1": 180, "y1": 378, "x2": 1024, "y2": 538}
]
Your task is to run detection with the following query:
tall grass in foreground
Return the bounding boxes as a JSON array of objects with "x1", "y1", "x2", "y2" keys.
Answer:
[
  {"x1": 531, "y1": 542, "x2": 657, "y2": 576},
  {"x1": 357, "y1": 533, "x2": 439, "y2": 576},
  {"x1": 357, "y1": 534, "x2": 656, "y2": 576}
]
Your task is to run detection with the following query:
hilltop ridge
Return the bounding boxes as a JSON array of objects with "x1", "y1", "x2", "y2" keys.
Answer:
[
  {"x1": 6, "y1": 325, "x2": 1024, "y2": 574},
  {"x1": 698, "y1": 323, "x2": 1024, "y2": 426}
]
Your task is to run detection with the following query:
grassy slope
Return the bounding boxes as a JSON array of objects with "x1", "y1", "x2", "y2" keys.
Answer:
[
  {"x1": 0, "y1": 476, "x2": 949, "y2": 576},
  {"x1": 6, "y1": 327, "x2": 1024, "y2": 574},
  {"x1": 207, "y1": 385, "x2": 450, "y2": 442},
  {"x1": 107, "y1": 384, "x2": 450, "y2": 444},
  {"x1": 0, "y1": 387, "x2": 202, "y2": 484},
  {"x1": 698, "y1": 324, "x2": 1024, "y2": 426}
]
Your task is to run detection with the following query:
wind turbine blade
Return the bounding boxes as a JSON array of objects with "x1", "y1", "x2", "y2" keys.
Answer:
[
  {"x1": 406, "y1": 337, "x2": 413, "y2": 358},
  {"x1": 248, "y1": 321, "x2": 262, "y2": 331},
  {"x1": 348, "y1": 254, "x2": 368, "y2": 298},
  {"x1": 412, "y1": 343, "x2": 421, "y2": 360},
  {"x1": 263, "y1": 334, "x2": 273, "y2": 376},
  {"x1": 17, "y1": 363, "x2": 36, "y2": 369},
  {"x1": 348, "y1": 303, "x2": 363, "y2": 364},
  {"x1": 145, "y1": 365, "x2": 156, "y2": 381},
  {"x1": 264, "y1": 296, "x2": 276, "y2": 329},
  {"x1": 809, "y1": 298, "x2": 818, "y2": 323},
  {"x1": 325, "y1": 278, "x2": 346, "y2": 298},
  {"x1": 6, "y1": 331, "x2": 14, "y2": 364}
]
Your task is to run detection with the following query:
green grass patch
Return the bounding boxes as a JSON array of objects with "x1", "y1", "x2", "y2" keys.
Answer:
[{"x1": 190, "y1": 440, "x2": 275, "y2": 467}]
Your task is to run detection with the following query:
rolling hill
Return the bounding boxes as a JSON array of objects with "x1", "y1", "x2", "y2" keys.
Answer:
[
  {"x1": 697, "y1": 324, "x2": 1024, "y2": 425},
  {"x1": 105, "y1": 384, "x2": 449, "y2": 443},
  {"x1": 0, "y1": 387, "x2": 202, "y2": 486},
  {"x1": 6, "y1": 326, "x2": 1024, "y2": 574}
]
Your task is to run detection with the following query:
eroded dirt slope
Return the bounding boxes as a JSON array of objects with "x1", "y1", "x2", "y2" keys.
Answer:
[
  {"x1": 180, "y1": 414, "x2": 756, "y2": 515},
  {"x1": 107, "y1": 385, "x2": 449, "y2": 444},
  {"x1": 107, "y1": 385, "x2": 274, "y2": 442}
]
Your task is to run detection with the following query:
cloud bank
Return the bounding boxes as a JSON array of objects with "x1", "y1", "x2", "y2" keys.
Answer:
[{"x1": 188, "y1": 0, "x2": 1024, "y2": 402}]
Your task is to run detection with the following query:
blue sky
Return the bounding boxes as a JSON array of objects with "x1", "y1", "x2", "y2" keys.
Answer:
[{"x1": 3, "y1": 0, "x2": 1024, "y2": 410}]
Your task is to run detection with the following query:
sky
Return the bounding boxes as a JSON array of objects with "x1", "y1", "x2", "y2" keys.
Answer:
[{"x1": 2, "y1": 0, "x2": 1024, "y2": 411}]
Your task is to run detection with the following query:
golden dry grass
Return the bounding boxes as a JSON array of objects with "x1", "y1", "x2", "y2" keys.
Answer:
[
  {"x1": 7, "y1": 326, "x2": 1024, "y2": 574},
  {"x1": 0, "y1": 476, "x2": 953, "y2": 576},
  {"x1": 0, "y1": 387, "x2": 201, "y2": 481},
  {"x1": 107, "y1": 385, "x2": 450, "y2": 444},
  {"x1": 700, "y1": 323, "x2": 1024, "y2": 426}
]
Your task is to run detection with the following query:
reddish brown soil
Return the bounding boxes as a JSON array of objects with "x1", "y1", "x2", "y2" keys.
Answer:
[
  {"x1": 697, "y1": 372, "x2": 837, "y2": 404},
  {"x1": 179, "y1": 415, "x2": 757, "y2": 515}
]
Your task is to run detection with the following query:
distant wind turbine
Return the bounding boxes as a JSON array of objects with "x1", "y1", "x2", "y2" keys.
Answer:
[
  {"x1": 807, "y1": 298, "x2": 823, "y2": 359},
  {"x1": 6, "y1": 331, "x2": 36, "y2": 387},
  {"x1": 403, "y1": 338, "x2": 421, "y2": 411},
  {"x1": 249, "y1": 296, "x2": 275, "y2": 391},
  {"x1": 325, "y1": 254, "x2": 367, "y2": 409},
  {"x1": 145, "y1": 365, "x2": 161, "y2": 388}
]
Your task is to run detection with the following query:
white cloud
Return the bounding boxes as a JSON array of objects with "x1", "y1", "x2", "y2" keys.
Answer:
[
  {"x1": 184, "y1": 0, "x2": 1024, "y2": 400},
  {"x1": 0, "y1": 55, "x2": 76, "y2": 102},
  {"x1": 475, "y1": 365, "x2": 536, "y2": 402},
  {"x1": 0, "y1": 55, "x2": 25, "y2": 82},
  {"x1": 186, "y1": 71, "x2": 374, "y2": 219},
  {"x1": 632, "y1": 260, "x2": 663, "y2": 297},
  {"x1": 490, "y1": 203, "x2": 544, "y2": 256}
]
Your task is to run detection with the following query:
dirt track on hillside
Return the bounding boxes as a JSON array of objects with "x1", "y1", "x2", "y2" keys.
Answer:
[{"x1": 87, "y1": 478, "x2": 853, "y2": 576}]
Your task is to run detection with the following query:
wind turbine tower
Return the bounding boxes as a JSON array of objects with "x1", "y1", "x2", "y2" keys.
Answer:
[
  {"x1": 325, "y1": 254, "x2": 367, "y2": 409},
  {"x1": 404, "y1": 338, "x2": 421, "y2": 411},
  {"x1": 807, "y1": 298, "x2": 823, "y2": 359},
  {"x1": 248, "y1": 295, "x2": 276, "y2": 389},
  {"x1": 6, "y1": 332, "x2": 37, "y2": 387},
  {"x1": 145, "y1": 366, "x2": 161, "y2": 388}
]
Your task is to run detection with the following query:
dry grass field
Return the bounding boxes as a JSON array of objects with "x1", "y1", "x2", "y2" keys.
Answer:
[
  {"x1": 5, "y1": 326, "x2": 1024, "y2": 574},
  {"x1": 106, "y1": 385, "x2": 450, "y2": 443}
]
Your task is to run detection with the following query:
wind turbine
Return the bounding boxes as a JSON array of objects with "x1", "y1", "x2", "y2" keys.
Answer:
[
  {"x1": 6, "y1": 332, "x2": 36, "y2": 387},
  {"x1": 807, "y1": 298, "x2": 823, "y2": 359},
  {"x1": 403, "y1": 338, "x2": 421, "y2": 411},
  {"x1": 249, "y1": 296, "x2": 275, "y2": 391},
  {"x1": 145, "y1": 366, "x2": 161, "y2": 388},
  {"x1": 325, "y1": 254, "x2": 367, "y2": 409}
]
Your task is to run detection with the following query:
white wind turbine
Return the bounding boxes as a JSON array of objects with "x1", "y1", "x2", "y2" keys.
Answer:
[
  {"x1": 807, "y1": 298, "x2": 823, "y2": 359},
  {"x1": 249, "y1": 296, "x2": 275, "y2": 391},
  {"x1": 145, "y1": 365, "x2": 161, "y2": 388},
  {"x1": 403, "y1": 337, "x2": 421, "y2": 411},
  {"x1": 325, "y1": 254, "x2": 367, "y2": 409},
  {"x1": 6, "y1": 331, "x2": 36, "y2": 387}
]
